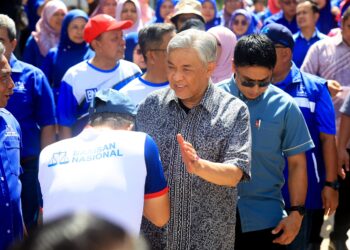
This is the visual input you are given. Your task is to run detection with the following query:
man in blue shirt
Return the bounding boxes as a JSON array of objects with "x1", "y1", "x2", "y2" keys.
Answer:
[
  {"x1": 219, "y1": 34, "x2": 313, "y2": 250},
  {"x1": 264, "y1": 0, "x2": 299, "y2": 33},
  {"x1": 293, "y1": 0, "x2": 327, "y2": 67},
  {"x1": 0, "y1": 41, "x2": 23, "y2": 250},
  {"x1": 0, "y1": 14, "x2": 57, "y2": 231},
  {"x1": 262, "y1": 23, "x2": 338, "y2": 250}
]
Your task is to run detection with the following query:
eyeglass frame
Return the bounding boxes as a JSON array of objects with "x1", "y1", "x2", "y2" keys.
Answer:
[{"x1": 235, "y1": 71, "x2": 272, "y2": 88}]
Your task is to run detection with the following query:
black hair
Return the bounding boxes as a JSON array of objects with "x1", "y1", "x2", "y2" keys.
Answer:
[
  {"x1": 343, "y1": 5, "x2": 350, "y2": 22},
  {"x1": 178, "y1": 18, "x2": 206, "y2": 33},
  {"x1": 297, "y1": 0, "x2": 320, "y2": 13},
  {"x1": 138, "y1": 23, "x2": 175, "y2": 62},
  {"x1": 10, "y1": 213, "x2": 135, "y2": 250},
  {"x1": 234, "y1": 34, "x2": 277, "y2": 70},
  {"x1": 89, "y1": 112, "x2": 135, "y2": 129}
]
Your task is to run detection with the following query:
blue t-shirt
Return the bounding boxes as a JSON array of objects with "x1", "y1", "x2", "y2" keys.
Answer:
[
  {"x1": 0, "y1": 108, "x2": 23, "y2": 250},
  {"x1": 57, "y1": 60, "x2": 141, "y2": 136},
  {"x1": 263, "y1": 11, "x2": 299, "y2": 34},
  {"x1": 219, "y1": 78, "x2": 314, "y2": 232},
  {"x1": 276, "y1": 63, "x2": 336, "y2": 209},
  {"x1": 6, "y1": 55, "x2": 56, "y2": 158},
  {"x1": 293, "y1": 30, "x2": 327, "y2": 68}
]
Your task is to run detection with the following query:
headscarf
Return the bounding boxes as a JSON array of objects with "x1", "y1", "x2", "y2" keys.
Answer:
[
  {"x1": 32, "y1": 0, "x2": 67, "y2": 56},
  {"x1": 124, "y1": 32, "x2": 139, "y2": 62},
  {"x1": 317, "y1": 0, "x2": 338, "y2": 34},
  {"x1": 90, "y1": 0, "x2": 117, "y2": 17},
  {"x1": 207, "y1": 26, "x2": 237, "y2": 83},
  {"x1": 115, "y1": 0, "x2": 143, "y2": 35},
  {"x1": 140, "y1": 0, "x2": 155, "y2": 24},
  {"x1": 154, "y1": 0, "x2": 178, "y2": 23},
  {"x1": 229, "y1": 9, "x2": 257, "y2": 39},
  {"x1": 45, "y1": 9, "x2": 94, "y2": 95},
  {"x1": 199, "y1": 0, "x2": 221, "y2": 30}
]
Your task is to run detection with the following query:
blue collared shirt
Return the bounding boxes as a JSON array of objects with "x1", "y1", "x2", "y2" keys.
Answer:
[
  {"x1": 0, "y1": 109, "x2": 23, "y2": 250},
  {"x1": 263, "y1": 11, "x2": 299, "y2": 34},
  {"x1": 219, "y1": 78, "x2": 314, "y2": 232},
  {"x1": 275, "y1": 62, "x2": 336, "y2": 209},
  {"x1": 6, "y1": 55, "x2": 56, "y2": 158},
  {"x1": 293, "y1": 29, "x2": 327, "y2": 68}
]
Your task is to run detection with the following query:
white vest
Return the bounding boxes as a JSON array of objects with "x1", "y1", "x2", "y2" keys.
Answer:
[{"x1": 39, "y1": 129, "x2": 147, "y2": 234}]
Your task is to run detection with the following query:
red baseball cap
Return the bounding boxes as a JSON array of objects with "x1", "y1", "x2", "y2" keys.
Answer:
[{"x1": 83, "y1": 14, "x2": 133, "y2": 43}]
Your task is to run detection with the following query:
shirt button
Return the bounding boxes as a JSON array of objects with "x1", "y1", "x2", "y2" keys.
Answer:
[
  {"x1": 5, "y1": 203, "x2": 9, "y2": 207},
  {"x1": 7, "y1": 229, "x2": 11, "y2": 234},
  {"x1": 1, "y1": 177, "x2": 4, "y2": 181}
]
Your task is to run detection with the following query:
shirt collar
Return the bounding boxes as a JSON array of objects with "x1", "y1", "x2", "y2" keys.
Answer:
[
  {"x1": 165, "y1": 81, "x2": 215, "y2": 113},
  {"x1": 275, "y1": 62, "x2": 301, "y2": 86},
  {"x1": 299, "y1": 29, "x2": 318, "y2": 39},
  {"x1": 334, "y1": 32, "x2": 347, "y2": 47},
  {"x1": 9, "y1": 54, "x2": 23, "y2": 74}
]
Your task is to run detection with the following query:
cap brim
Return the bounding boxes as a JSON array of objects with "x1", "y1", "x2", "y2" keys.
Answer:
[
  {"x1": 107, "y1": 20, "x2": 133, "y2": 32},
  {"x1": 170, "y1": 10, "x2": 205, "y2": 23}
]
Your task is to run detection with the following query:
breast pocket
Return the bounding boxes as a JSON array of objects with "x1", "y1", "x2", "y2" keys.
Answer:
[
  {"x1": 254, "y1": 121, "x2": 282, "y2": 153},
  {"x1": 3, "y1": 137, "x2": 21, "y2": 176}
]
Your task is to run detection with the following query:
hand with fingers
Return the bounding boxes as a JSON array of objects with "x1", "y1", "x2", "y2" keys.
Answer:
[
  {"x1": 272, "y1": 212, "x2": 303, "y2": 245},
  {"x1": 176, "y1": 134, "x2": 200, "y2": 174},
  {"x1": 322, "y1": 187, "x2": 339, "y2": 216}
]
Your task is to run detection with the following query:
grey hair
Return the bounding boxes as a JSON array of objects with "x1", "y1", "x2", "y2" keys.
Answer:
[
  {"x1": 0, "y1": 41, "x2": 4, "y2": 57},
  {"x1": 0, "y1": 14, "x2": 16, "y2": 41},
  {"x1": 138, "y1": 23, "x2": 176, "y2": 62},
  {"x1": 89, "y1": 112, "x2": 135, "y2": 130},
  {"x1": 167, "y1": 29, "x2": 217, "y2": 65}
]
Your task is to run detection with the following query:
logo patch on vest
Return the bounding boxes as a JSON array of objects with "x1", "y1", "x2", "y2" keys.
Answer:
[
  {"x1": 85, "y1": 88, "x2": 97, "y2": 103},
  {"x1": 296, "y1": 84, "x2": 307, "y2": 97},
  {"x1": 48, "y1": 152, "x2": 70, "y2": 167}
]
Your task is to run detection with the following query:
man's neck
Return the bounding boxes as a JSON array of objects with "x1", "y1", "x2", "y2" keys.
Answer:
[
  {"x1": 90, "y1": 56, "x2": 118, "y2": 71},
  {"x1": 284, "y1": 13, "x2": 295, "y2": 22},
  {"x1": 273, "y1": 64, "x2": 292, "y2": 83},
  {"x1": 301, "y1": 26, "x2": 316, "y2": 40},
  {"x1": 142, "y1": 69, "x2": 168, "y2": 84}
]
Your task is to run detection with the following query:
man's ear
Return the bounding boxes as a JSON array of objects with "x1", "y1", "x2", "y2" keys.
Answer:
[
  {"x1": 10, "y1": 39, "x2": 18, "y2": 52},
  {"x1": 207, "y1": 61, "x2": 216, "y2": 78},
  {"x1": 232, "y1": 60, "x2": 236, "y2": 73}
]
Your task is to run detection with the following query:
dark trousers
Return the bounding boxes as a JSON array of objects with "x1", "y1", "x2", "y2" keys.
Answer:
[
  {"x1": 20, "y1": 157, "x2": 41, "y2": 231},
  {"x1": 287, "y1": 209, "x2": 324, "y2": 250},
  {"x1": 235, "y1": 211, "x2": 287, "y2": 250},
  {"x1": 330, "y1": 170, "x2": 350, "y2": 242}
]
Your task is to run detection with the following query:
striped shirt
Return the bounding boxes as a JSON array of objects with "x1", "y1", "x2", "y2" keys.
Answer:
[{"x1": 301, "y1": 33, "x2": 350, "y2": 128}]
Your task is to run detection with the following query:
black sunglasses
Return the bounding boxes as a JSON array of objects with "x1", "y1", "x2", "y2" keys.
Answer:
[{"x1": 236, "y1": 73, "x2": 271, "y2": 88}]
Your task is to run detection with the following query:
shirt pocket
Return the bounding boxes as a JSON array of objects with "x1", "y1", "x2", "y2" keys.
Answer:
[
  {"x1": 253, "y1": 121, "x2": 282, "y2": 153},
  {"x1": 3, "y1": 137, "x2": 21, "y2": 176}
]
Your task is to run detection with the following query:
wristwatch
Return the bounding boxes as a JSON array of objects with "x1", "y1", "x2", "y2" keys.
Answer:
[
  {"x1": 288, "y1": 205, "x2": 306, "y2": 216},
  {"x1": 324, "y1": 180, "x2": 340, "y2": 190}
]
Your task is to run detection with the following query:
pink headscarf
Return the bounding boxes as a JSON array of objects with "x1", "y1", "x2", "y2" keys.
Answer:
[
  {"x1": 90, "y1": 0, "x2": 117, "y2": 18},
  {"x1": 115, "y1": 0, "x2": 143, "y2": 35},
  {"x1": 207, "y1": 26, "x2": 237, "y2": 84},
  {"x1": 139, "y1": 0, "x2": 155, "y2": 24},
  {"x1": 32, "y1": 0, "x2": 67, "y2": 56}
]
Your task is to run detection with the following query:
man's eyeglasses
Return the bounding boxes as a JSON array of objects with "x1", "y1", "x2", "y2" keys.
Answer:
[{"x1": 235, "y1": 72, "x2": 271, "y2": 88}]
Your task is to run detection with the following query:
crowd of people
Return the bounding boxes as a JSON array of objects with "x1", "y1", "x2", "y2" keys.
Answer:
[{"x1": 0, "y1": 0, "x2": 349, "y2": 249}]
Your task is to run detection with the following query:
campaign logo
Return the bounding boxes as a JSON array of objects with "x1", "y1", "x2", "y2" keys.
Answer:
[
  {"x1": 14, "y1": 81, "x2": 26, "y2": 92},
  {"x1": 85, "y1": 88, "x2": 98, "y2": 103},
  {"x1": 48, "y1": 152, "x2": 70, "y2": 167},
  {"x1": 296, "y1": 84, "x2": 307, "y2": 97},
  {"x1": 5, "y1": 125, "x2": 19, "y2": 137}
]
